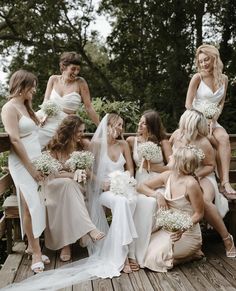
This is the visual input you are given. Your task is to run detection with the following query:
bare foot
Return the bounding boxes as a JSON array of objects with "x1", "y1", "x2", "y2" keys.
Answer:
[{"x1": 60, "y1": 245, "x2": 71, "y2": 262}]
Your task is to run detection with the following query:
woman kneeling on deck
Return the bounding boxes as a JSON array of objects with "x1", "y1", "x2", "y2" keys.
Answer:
[{"x1": 137, "y1": 146, "x2": 204, "y2": 272}]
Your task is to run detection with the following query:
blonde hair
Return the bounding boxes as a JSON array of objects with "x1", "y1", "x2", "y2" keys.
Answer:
[
  {"x1": 107, "y1": 113, "x2": 124, "y2": 139},
  {"x1": 8, "y1": 69, "x2": 39, "y2": 125},
  {"x1": 179, "y1": 109, "x2": 208, "y2": 142},
  {"x1": 195, "y1": 44, "x2": 224, "y2": 89},
  {"x1": 173, "y1": 146, "x2": 200, "y2": 175}
]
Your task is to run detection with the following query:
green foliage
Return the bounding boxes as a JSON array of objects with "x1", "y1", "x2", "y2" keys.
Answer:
[
  {"x1": 77, "y1": 97, "x2": 140, "y2": 132},
  {"x1": 0, "y1": 152, "x2": 8, "y2": 178}
]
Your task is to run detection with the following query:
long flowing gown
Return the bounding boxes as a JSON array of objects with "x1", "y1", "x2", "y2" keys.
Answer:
[
  {"x1": 98, "y1": 152, "x2": 138, "y2": 270},
  {"x1": 37, "y1": 88, "x2": 81, "y2": 148},
  {"x1": 132, "y1": 137, "x2": 165, "y2": 266},
  {"x1": 44, "y1": 177, "x2": 96, "y2": 250},
  {"x1": 8, "y1": 116, "x2": 45, "y2": 238},
  {"x1": 143, "y1": 176, "x2": 202, "y2": 272}
]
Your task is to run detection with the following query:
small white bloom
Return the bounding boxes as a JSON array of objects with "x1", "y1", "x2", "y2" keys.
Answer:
[
  {"x1": 33, "y1": 151, "x2": 62, "y2": 175},
  {"x1": 39, "y1": 100, "x2": 61, "y2": 117},
  {"x1": 65, "y1": 151, "x2": 95, "y2": 172},
  {"x1": 138, "y1": 141, "x2": 162, "y2": 163},
  {"x1": 196, "y1": 101, "x2": 220, "y2": 119}
]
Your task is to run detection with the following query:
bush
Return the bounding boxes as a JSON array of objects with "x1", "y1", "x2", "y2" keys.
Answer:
[{"x1": 77, "y1": 97, "x2": 141, "y2": 132}]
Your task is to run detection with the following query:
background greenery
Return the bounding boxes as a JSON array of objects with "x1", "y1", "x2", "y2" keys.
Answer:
[{"x1": 0, "y1": 0, "x2": 236, "y2": 132}]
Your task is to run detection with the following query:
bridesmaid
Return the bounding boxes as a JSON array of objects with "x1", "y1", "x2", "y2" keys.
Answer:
[
  {"x1": 1, "y1": 70, "x2": 46, "y2": 273},
  {"x1": 44, "y1": 115, "x2": 104, "y2": 261},
  {"x1": 170, "y1": 109, "x2": 236, "y2": 258},
  {"x1": 138, "y1": 146, "x2": 204, "y2": 272},
  {"x1": 127, "y1": 110, "x2": 172, "y2": 266},
  {"x1": 185, "y1": 44, "x2": 235, "y2": 198},
  {"x1": 38, "y1": 51, "x2": 99, "y2": 148}
]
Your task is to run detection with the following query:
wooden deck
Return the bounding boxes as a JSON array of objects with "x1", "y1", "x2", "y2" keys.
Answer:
[{"x1": 1, "y1": 233, "x2": 236, "y2": 291}]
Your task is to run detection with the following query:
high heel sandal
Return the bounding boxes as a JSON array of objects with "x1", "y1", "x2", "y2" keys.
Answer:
[
  {"x1": 60, "y1": 246, "x2": 71, "y2": 262},
  {"x1": 25, "y1": 249, "x2": 50, "y2": 264},
  {"x1": 89, "y1": 229, "x2": 105, "y2": 242},
  {"x1": 223, "y1": 234, "x2": 236, "y2": 258},
  {"x1": 220, "y1": 182, "x2": 236, "y2": 200},
  {"x1": 129, "y1": 258, "x2": 140, "y2": 272},
  {"x1": 31, "y1": 254, "x2": 44, "y2": 274}
]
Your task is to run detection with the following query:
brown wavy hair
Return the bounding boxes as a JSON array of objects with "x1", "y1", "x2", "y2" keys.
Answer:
[
  {"x1": 59, "y1": 52, "x2": 81, "y2": 72},
  {"x1": 142, "y1": 110, "x2": 167, "y2": 144},
  {"x1": 8, "y1": 69, "x2": 39, "y2": 125},
  {"x1": 47, "y1": 115, "x2": 85, "y2": 154}
]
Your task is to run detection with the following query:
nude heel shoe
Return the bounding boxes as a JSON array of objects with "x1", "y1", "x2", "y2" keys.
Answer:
[{"x1": 223, "y1": 234, "x2": 236, "y2": 258}]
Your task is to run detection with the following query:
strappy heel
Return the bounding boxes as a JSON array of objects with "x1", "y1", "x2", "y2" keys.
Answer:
[
  {"x1": 25, "y1": 249, "x2": 50, "y2": 264},
  {"x1": 31, "y1": 254, "x2": 44, "y2": 274},
  {"x1": 122, "y1": 258, "x2": 132, "y2": 274},
  {"x1": 89, "y1": 229, "x2": 105, "y2": 242},
  {"x1": 223, "y1": 234, "x2": 236, "y2": 258}
]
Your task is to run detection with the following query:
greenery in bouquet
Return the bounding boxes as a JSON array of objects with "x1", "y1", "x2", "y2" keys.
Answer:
[{"x1": 155, "y1": 208, "x2": 193, "y2": 232}]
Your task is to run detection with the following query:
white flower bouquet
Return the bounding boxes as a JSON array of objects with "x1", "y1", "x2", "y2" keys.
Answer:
[
  {"x1": 65, "y1": 151, "x2": 95, "y2": 171},
  {"x1": 108, "y1": 170, "x2": 137, "y2": 199},
  {"x1": 155, "y1": 209, "x2": 193, "y2": 232},
  {"x1": 33, "y1": 151, "x2": 62, "y2": 194},
  {"x1": 185, "y1": 144, "x2": 205, "y2": 161},
  {"x1": 39, "y1": 100, "x2": 62, "y2": 118},
  {"x1": 33, "y1": 151, "x2": 62, "y2": 176},
  {"x1": 137, "y1": 141, "x2": 162, "y2": 172},
  {"x1": 196, "y1": 101, "x2": 220, "y2": 119}
]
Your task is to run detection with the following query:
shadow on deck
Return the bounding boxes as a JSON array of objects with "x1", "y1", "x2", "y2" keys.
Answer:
[{"x1": 0, "y1": 233, "x2": 236, "y2": 291}]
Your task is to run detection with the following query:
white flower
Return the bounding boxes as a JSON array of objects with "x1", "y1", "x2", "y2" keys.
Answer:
[
  {"x1": 108, "y1": 170, "x2": 137, "y2": 199},
  {"x1": 65, "y1": 151, "x2": 95, "y2": 172},
  {"x1": 33, "y1": 151, "x2": 62, "y2": 175},
  {"x1": 155, "y1": 209, "x2": 193, "y2": 232},
  {"x1": 39, "y1": 100, "x2": 61, "y2": 117},
  {"x1": 138, "y1": 141, "x2": 162, "y2": 163},
  {"x1": 196, "y1": 101, "x2": 220, "y2": 119},
  {"x1": 185, "y1": 144, "x2": 205, "y2": 161}
]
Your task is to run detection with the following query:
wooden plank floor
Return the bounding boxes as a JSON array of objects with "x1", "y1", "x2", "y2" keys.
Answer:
[{"x1": 1, "y1": 234, "x2": 236, "y2": 291}]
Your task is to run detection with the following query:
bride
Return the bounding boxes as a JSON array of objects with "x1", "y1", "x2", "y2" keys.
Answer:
[{"x1": 3, "y1": 113, "x2": 139, "y2": 290}]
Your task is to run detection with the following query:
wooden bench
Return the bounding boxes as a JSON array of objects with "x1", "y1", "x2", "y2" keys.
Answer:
[{"x1": 1, "y1": 132, "x2": 236, "y2": 254}]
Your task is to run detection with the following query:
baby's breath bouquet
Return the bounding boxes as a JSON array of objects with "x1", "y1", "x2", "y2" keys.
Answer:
[
  {"x1": 137, "y1": 141, "x2": 162, "y2": 172},
  {"x1": 108, "y1": 170, "x2": 137, "y2": 199},
  {"x1": 196, "y1": 101, "x2": 220, "y2": 119},
  {"x1": 65, "y1": 151, "x2": 95, "y2": 172},
  {"x1": 33, "y1": 151, "x2": 62, "y2": 176},
  {"x1": 33, "y1": 151, "x2": 62, "y2": 196},
  {"x1": 39, "y1": 100, "x2": 62, "y2": 118},
  {"x1": 155, "y1": 209, "x2": 193, "y2": 232}
]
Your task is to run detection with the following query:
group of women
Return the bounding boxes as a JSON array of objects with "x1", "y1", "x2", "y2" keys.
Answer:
[{"x1": 1, "y1": 44, "x2": 236, "y2": 290}]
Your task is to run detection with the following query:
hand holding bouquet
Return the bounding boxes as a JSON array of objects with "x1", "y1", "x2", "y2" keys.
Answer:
[
  {"x1": 196, "y1": 102, "x2": 221, "y2": 135},
  {"x1": 33, "y1": 151, "x2": 62, "y2": 192},
  {"x1": 39, "y1": 100, "x2": 62, "y2": 125},
  {"x1": 137, "y1": 141, "x2": 162, "y2": 173},
  {"x1": 108, "y1": 170, "x2": 137, "y2": 199},
  {"x1": 65, "y1": 151, "x2": 95, "y2": 183}
]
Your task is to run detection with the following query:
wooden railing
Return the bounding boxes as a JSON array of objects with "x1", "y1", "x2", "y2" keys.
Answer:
[{"x1": 0, "y1": 132, "x2": 236, "y2": 253}]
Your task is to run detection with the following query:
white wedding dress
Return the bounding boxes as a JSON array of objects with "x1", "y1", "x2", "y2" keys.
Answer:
[
  {"x1": 132, "y1": 137, "x2": 165, "y2": 266},
  {"x1": 37, "y1": 88, "x2": 81, "y2": 148},
  {"x1": 8, "y1": 115, "x2": 45, "y2": 239}
]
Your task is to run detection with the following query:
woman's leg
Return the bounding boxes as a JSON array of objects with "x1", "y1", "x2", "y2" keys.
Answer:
[
  {"x1": 20, "y1": 192, "x2": 43, "y2": 272},
  {"x1": 213, "y1": 127, "x2": 236, "y2": 196},
  {"x1": 200, "y1": 178, "x2": 236, "y2": 255}
]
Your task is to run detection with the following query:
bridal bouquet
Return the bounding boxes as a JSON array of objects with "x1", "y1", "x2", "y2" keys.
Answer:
[
  {"x1": 109, "y1": 170, "x2": 137, "y2": 199},
  {"x1": 196, "y1": 101, "x2": 220, "y2": 119},
  {"x1": 39, "y1": 100, "x2": 61, "y2": 118},
  {"x1": 65, "y1": 151, "x2": 95, "y2": 183},
  {"x1": 137, "y1": 141, "x2": 162, "y2": 172},
  {"x1": 155, "y1": 209, "x2": 193, "y2": 232}
]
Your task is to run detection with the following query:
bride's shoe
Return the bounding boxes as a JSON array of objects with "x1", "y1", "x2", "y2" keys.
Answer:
[
  {"x1": 89, "y1": 229, "x2": 105, "y2": 242},
  {"x1": 223, "y1": 234, "x2": 236, "y2": 258},
  {"x1": 122, "y1": 258, "x2": 132, "y2": 274},
  {"x1": 79, "y1": 234, "x2": 92, "y2": 248}
]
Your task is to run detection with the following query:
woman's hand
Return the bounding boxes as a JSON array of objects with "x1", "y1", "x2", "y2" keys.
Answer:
[
  {"x1": 102, "y1": 181, "x2": 110, "y2": 191},
  {"x1": 29, "y1": 167, "x2": 44, "y2": 182},
  {"x1": 170, "y1": 229, "x2": 184, "y2": 242},
  {"x1": 155, "y1": 192, "x2": 168, "y2": 209}
]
